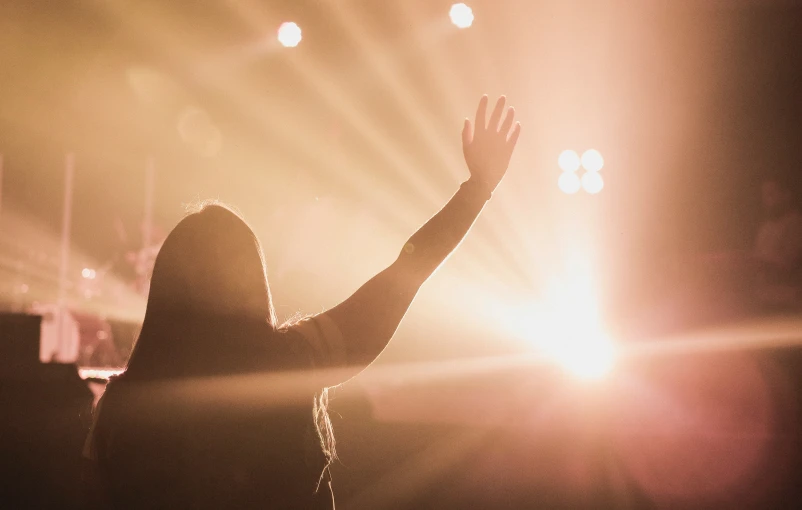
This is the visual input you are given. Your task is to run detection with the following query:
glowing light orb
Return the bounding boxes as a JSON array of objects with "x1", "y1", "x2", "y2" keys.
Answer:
[
  {"x1": 558, "y1": 171, "x2": 581, "y2": 194},
  {"x1": 277, "y1": 22, "x2": 302, "y2": 48},
  {"x1": 555, "y1": 337, "x2": 616, "y2": 380},
  {"x1": 581, "y1": 149, "x2": 604, "y2": 172},
  {"x1": 582, "y1": 171, "x2": 604, "y2": 194},
  {"x1": 82, "y1": 268, "x2": 97, "y2": 279},
  {"x1": 558, "y1": 150, "x2": 581, "y2": 172},
  {"x1": 449, "y1": 3, "x2": 474, "y2": 29},
  {"x1": 177, "y1": 107, "x2": 223, "y2": 158},
  {"x1": 504, "y1": 252, "x2": 617, "y2": 381}
]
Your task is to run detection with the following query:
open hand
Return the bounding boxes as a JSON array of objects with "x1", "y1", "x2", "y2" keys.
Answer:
[{"x1": 462, "y1": 95, "x2": 521, "y2": 193}]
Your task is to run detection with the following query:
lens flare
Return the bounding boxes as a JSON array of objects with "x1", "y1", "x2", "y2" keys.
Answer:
[
  {"x1": 558, "y1": 150, "x2": 581, "y2": 172},
  {"x1": 553, "y1": 333, "x2": 616, "y2": 380},
  {"x1": 507, "y1": 251, "x2": 616, "y2": 380}
]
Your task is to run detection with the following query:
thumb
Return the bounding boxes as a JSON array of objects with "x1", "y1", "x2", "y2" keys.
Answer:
[{"x1": 461, "y1": 118, "x2": 472, "y2": 148}]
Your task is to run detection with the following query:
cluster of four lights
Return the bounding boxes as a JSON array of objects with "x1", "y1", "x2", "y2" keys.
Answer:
[{"x1": 558, "y1": 149, "x2": 604, "y2": 195}]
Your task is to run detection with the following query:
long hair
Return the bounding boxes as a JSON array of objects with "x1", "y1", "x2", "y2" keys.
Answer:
[
  {"x1": 123, "y1": 202, "x2": 278, "y2": 379},
  {"x1": 114, "y1": 201, "x2": 335, "y2": 466}
]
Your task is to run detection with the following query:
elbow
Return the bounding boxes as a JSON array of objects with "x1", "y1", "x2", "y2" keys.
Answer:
[
  {"x1": 394, "y1": 252, "x2": 435, "y2": 290},
  {"x1": 345, "y1": 327, "x2": 395, "y2": 368}
]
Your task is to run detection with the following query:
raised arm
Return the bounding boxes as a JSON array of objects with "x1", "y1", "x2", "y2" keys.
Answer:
[{"x1": 315, "y1": 96, "x2": 521, "y2": 379}]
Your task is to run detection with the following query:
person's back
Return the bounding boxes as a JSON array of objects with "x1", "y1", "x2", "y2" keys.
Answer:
[
  {"x1": 754, "y1": 177, "x2": 802, "y2": 305},
  {"x1": 86, "y1": 312, "x2": 347, "y2": 509},
  {"x1": 755, "y1": 208, "x2": 802, "y2": 275},
  {"x1": 92, "y1": 377, "x2": 330, "y2": 510}
]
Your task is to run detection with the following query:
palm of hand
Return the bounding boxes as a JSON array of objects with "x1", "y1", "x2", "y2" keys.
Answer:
[{"x1": 462, "y1": 95, "x2": 521, "y2": 192}]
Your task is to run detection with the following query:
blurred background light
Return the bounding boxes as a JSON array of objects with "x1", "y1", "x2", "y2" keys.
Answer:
[
  {"x1": 82, "y1": 268, "x2": 97, "y2": 279},
  {"x1": 449, "y1": 3, "x2": 474, "y2": 29},
  {"x1": 582, "y1": 171, "x2": 604, "y2": 194},
  {"x1": 558, "y1": 149, "x2": 581, "y2": 172},
  {"x1": 558, "y1": 171, "x2": 581, "y2": 194},
  {"x1": 581, "y1": 149, "x2": 604, "y2": 172},
  {"x1": 176, "y1": 106, "x2": 223, "y2": 158},
  {"x1": 277, "y1": 22, "x2": 302, "y2": 48}
]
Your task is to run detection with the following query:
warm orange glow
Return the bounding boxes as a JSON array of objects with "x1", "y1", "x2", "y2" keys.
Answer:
[
  {"x1": 79, "y1": 367, "x2": 124, "y2": 380},
  {"x1": 504, "y1": 251, "x2": 617, "y2": 380},
  {"x1": 552, "y1": 333, "x2": 616, "y2": 380},
  {"x1": 177, "y1": 107, "x2": 223, "y2": 157},
  {"x1": 539, "y1": 277, "x2": 617, "y2": 380}
]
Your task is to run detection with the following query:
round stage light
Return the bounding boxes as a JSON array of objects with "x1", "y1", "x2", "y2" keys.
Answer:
[
  {"x1": 278, "y1": 22, "x2": 302, "y2": 48},
  {"x1": 449, "y1": 3, "x2": 474, "y2": 29},
  {"x1": 581, "y1": 149, "x2": 604, "y2": 172},
  {"x1": 582, "y1": 171, "x2": 604, "y2": 194},
  {"x1": 558, "y1": 150, "x2": 581, "y2": 172},
  {"x1": 558, "y1": 171, "x2": 581, "y2": 194}
]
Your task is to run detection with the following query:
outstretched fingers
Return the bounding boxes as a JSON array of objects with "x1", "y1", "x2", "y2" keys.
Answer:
[
  {"x1": 461, "y1": 118, "x2": 472, "y2": 148},
  {"x1": 506, "y1": 122, "x2": 521, "y2": 154},
  {"x1": 474, "y1": 95, "x2": 489, "y2": 131},
  {"x1": 499, "y1": 107, "x2": 515, "y2": 136},
  {"x1": 487, "y1": 96, "x2": 506, "y2": 131}
]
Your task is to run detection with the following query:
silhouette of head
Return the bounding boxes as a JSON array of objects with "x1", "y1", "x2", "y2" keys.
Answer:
[
  {"x1": 761, "y1": 178, "x2": 793, "y2": 218},
  {"x1": 123, "y1": 202, "x2": 278, "y2": 379},
  {"x1": 148, "y1": 203, "x2": 274, "y2": 321}
]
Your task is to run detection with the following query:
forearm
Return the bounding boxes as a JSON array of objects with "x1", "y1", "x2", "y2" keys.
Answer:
[
  {"x1": 324, "y1": 178, "x2": 491, "y2": 372},
  {"x1": 396, "y1": 178, "x2": 490, "y2": 285},
  {"x1": 323, "y1": 95, "x2": 519, "y2": 375}
]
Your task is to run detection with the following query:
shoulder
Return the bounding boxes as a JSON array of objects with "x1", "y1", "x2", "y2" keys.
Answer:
[{"x1": 286, "y1": 314, "x2": 347, "y2": 368}]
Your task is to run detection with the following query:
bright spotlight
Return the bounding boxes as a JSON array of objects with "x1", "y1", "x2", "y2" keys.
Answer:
[
  {"x1": 557, "y1": 338, "x2": 616, "y2": 380},
  {"x1": 558, "y1": 171, "x2": 581, "y2": 194},
  {"x1": 277, "y1": 22, "x2": 302, "y2": 48},
  {"x1": 558, "y1": 150, "x2": 581, "y2": 172},
  {"x1": 506, "y1": 253, "x2": 616, "y2": 381},
  {"x1": 449, "y1": 3, "x2": 474, "y2": 29},
  {"x1": 581, "y1": 149, "x2": 604, "y2": 172},
  {"x1": 581, "y1": 171, "x2": 604, "y2": 194}
]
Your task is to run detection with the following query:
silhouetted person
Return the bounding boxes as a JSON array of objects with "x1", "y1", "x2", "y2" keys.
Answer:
[
  {"x1": 753, "y1": 176, "x2": 802, "y2": 305},
  {"x1": 636, "y1": 174, "x2": 802, "y2": 337},
  {"x1": 83, "y1": 96, "x2": 520, "y2": 509}
]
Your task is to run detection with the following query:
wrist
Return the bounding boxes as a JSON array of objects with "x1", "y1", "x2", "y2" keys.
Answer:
[{"x1": 461, "y1": 177, "x2": 494, "y2": 201}]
